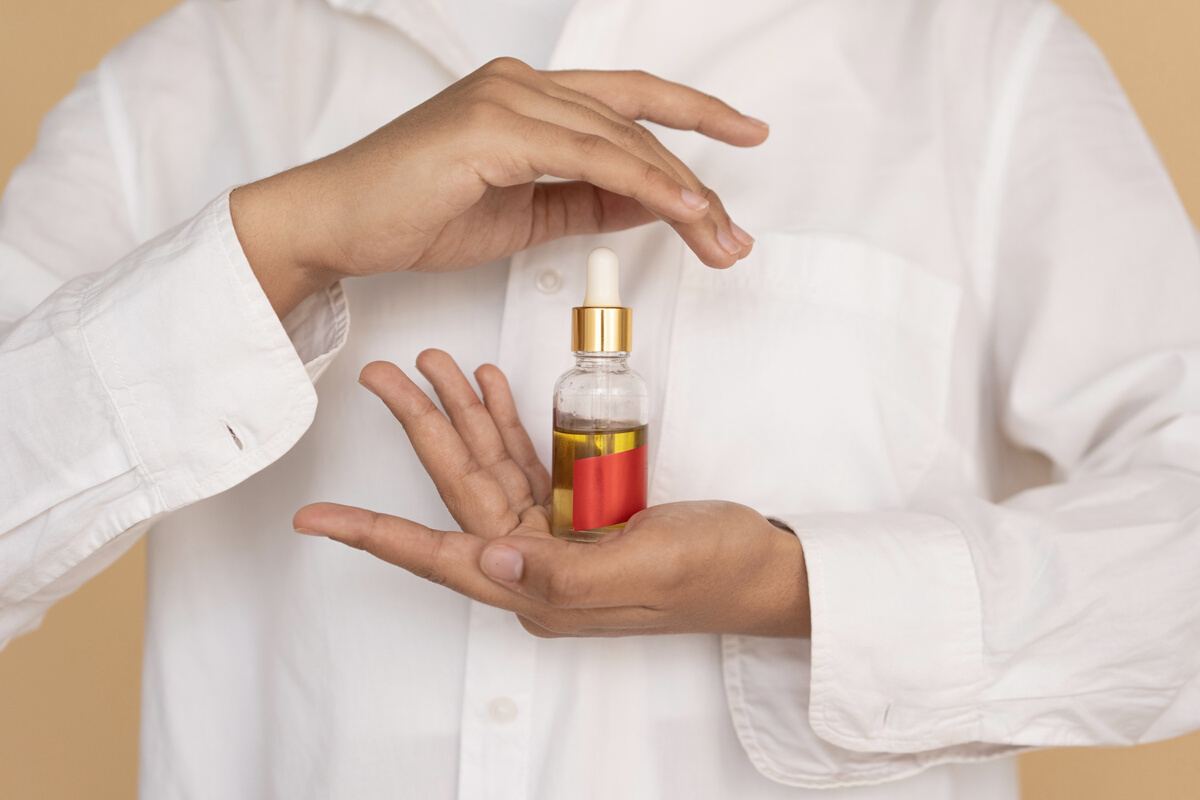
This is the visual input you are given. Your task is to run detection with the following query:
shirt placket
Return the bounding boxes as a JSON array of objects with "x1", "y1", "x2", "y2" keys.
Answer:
[
  {"x1": 456, "y1": 4, "x2": 636, "y2": 799},
  {"x1": 455, "y1": 602, "x2": 538, "y2": 800},
  {"x1": 456, "y1": 240, "x2": 580, "y2": 800}
]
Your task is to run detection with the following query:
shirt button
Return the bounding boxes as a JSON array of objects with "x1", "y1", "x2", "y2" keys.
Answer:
[
  {"x1": 488, "y1": 696, "x2": 519, "y2": 724},
  {"x1": 535, "y1": 268, "x2": 563, "y2": 294}
]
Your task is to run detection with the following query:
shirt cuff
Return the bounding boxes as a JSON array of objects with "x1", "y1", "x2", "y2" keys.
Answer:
[
  {"x1": 720, "y1": 508, "x2": 1011, "y2": 787},
  {"x1": 283, "y1": 278, "x2": 349, "y2": 383},
  {"x1": 793, "y1": 511, "x2": 985, "y2": 752},
  {"x1": 79, "y1": 188, "x2": 349, "y2": 510}
]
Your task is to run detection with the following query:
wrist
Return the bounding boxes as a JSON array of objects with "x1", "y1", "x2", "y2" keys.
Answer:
[
  {"x1": 230, "y1": 168, "x2": 341, "y2": 319},
  {"x1": 747, "y1": 515, "x2": 811, "y2": 638}
]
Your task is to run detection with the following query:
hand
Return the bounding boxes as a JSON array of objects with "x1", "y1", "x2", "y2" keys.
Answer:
[
  {"x1": 292, "y1": 351, "x2": 810, "y2": 638},
  {"x1": 232, "y1": 58, "x2": 768, "y2": 317}
]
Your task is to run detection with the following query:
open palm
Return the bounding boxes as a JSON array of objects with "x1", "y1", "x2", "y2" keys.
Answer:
[{"x1": 293, "y1": 350, "x2": 809, "y2": 639}]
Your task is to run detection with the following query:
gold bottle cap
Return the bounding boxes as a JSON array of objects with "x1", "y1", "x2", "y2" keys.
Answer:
[{"x1": 572, "y1": 248, "x2": 632, "y2": 352}]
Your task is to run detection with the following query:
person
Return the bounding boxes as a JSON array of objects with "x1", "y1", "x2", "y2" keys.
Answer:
[{"x1": 2, "y1": 0, "x2": 1199, "y2": 797}]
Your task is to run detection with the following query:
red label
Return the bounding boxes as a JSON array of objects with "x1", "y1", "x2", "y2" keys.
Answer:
[{"x1": 572, "y1": 445, "x2": 648, "y2": 531}]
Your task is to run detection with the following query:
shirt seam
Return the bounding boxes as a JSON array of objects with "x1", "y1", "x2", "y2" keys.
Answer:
[
  {"x1": 79, "y1": 60, "x2": 164, "y2": 509},
  {"x1": 78, "y1": 278, "x2": 170, "y2": 515}
]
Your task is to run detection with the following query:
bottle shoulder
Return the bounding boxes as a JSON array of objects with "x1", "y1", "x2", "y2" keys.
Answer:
[{"x1": 553, "y1": 362, "x2": 647, "y2": 397}]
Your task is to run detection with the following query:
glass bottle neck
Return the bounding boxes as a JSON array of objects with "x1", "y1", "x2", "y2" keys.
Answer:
[{"x1": 573, "y1": 351, "x2": 630, "y2": 369}]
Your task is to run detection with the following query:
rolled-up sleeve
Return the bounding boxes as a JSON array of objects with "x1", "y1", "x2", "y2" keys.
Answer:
[{"x1": 722, "y1": 4, "x2": 1200, "y2": 786}]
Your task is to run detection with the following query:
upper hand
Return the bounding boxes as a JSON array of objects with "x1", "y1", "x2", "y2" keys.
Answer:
[
  {"x1": 232, "y1": 59, "x2": 768, "y2": 316},
  {"x1": 292, "y1": 351, "x2": 810, "y2": 639}
]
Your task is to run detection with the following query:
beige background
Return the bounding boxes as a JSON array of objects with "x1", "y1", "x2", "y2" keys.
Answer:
[{"x1": 1, "y1": 1, "x2": 1199, "y2": 797}]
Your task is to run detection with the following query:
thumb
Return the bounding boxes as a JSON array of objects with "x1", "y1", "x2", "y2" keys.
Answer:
[{"x1": 479, "y1": 534, "x2": 639, "y2": 609}]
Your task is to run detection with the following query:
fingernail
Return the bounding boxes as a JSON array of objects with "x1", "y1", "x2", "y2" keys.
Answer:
[
  {"x1": 482, "y1": 545, "x2": 524, "y2": 583},
  {"x1": 717, "y1": 228, "x2": 742, "y2": 255},
  {"x1": 730, "y1": 222, "x2": 755, "y2": 247},
  {"x1": 357, "y1": 378, "x2": 379, "y2": 397},
  {"x1": 681, "y1": 187, "x2": 709, "y2": 211},
  {"x1": 294, "y1": 527, "x2": 318, "y2": 536},
  {"x1": 744, "y1": 116, "x2": 770, "y2": 130}
]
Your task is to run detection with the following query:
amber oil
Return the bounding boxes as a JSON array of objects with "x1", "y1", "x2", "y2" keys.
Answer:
[{"x1": 551, "y1": 424, "x2": 648, "y2": 542}]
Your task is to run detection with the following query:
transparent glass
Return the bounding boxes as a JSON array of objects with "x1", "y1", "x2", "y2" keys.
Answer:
[{"x1": 551, "y1": 352, "x2": 650, "y2": 541}]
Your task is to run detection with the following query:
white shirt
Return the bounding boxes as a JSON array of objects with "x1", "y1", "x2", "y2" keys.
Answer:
[
  {"x1": 442, "y1": 0, "x2": 575, "y2": 68},
  {"x1": 2, "y1": 0, "x2": 1199, "y2": 798}
]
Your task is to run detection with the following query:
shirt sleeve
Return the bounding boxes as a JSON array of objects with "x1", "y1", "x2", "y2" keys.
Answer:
[
  {"x1": 0, "y1": 72, "x2": 349, "y2": 649},
  {"x1": 722, "y1": 5, "x2": 1200, "y2": 785}
]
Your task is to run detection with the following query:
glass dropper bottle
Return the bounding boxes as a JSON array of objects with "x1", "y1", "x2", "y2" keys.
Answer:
[{"x1": 550, "y1": 247, "x2": 650, "y2": 542}]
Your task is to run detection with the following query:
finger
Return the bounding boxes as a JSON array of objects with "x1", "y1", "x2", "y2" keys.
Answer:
[
  {"x1": 294, "y1": 502, "x2": 524, "y2": 605},
  {"x1": 517, "y1": 614, "x2": 567, "y2": 638},
  {"x1": 544, "y1": 89, "x2": 756, "y2": 256},
  {"x1": 547, "y1": 93, "x2": 754, "y2": 257},
  {"x1": 525, "y1": 180, "x2": 754, "y2": 265},
  {"x1": 517, "y1": 614, "x2": 667, "y2": 639},
  {"x1": 525, "y1": 182, "x2": 658, "y2": 244},
  {"x1": 479, "y1": 534, "x2": 665, "y2": 609},
  {"x1": 495, "y1": 82, "x2": 751, "y2": 260},
  {"x1": 415, "y1": 350, "x2": 537, "y2": 513},
  {"x1": 473, "y1": 59, "x2": 766, "y2": 148},
  {"x1": 549, "y1": 98, "x2": 753, "y2": 259},
  {"x1": 484, "y1": 76, "x2": 693, "y2": 187},
  {"x1": 475, "y1": 363, "x2": 552, "y2": 506},
  {"x1": 694, "y1": 186, "x2": 755, "y2": 257},
  {"x1": 358, "y1": 361, "x2": 518, "y2": 538},
  {"x1": 474, "y1": 110, "x2": 707, "y2": 223},
  {"x1": 294, "y1": 503, "x2": 660, "y2": 632},
  {"x1": 546, "y1": 69, "x2": 769, "y2": 148},
  {"x1": 491, "y1": 116, "x2": 738, "y2": 268},
  {"x1": 456, "y1": 61, "x2": 753, "y2": 263},
  {"x1": 532, "y1": 78, "x2": 703, "y2": 191}
]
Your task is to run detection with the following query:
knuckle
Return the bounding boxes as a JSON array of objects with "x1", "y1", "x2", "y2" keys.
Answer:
[
  {"x1": 416, "y1": 568, "x2": 447, "y2": 587},
  {"x1": 417, "y1": 531, "x2": 449, "y2": 585},
  {"x1": 409, "y1": 392, "x2": 441, "y2": 421},
  {"x1": 699, "y1": 186, "x2": 726, "y2": 215},
  {"x1": 346, "y1": 511, "x2": 384, "y2": 553},
  {"x1": 400, "y1": 402, "x2": 444, "y2": 438},
  {"x1": 573, "y1": 131, "x2": 606, "y2": 159},
  {"x1": 613, "y1": 123, "x2": 644, "y2": 153},
  {"x1": 483, "y1": 56, "x2": 530, "y2": 76},
  {"x1": 469, "y1": 74, "x2": 514, "y2": 100},
  {"x1": 634, "y1": 123, "x2": 661, "y2": 148},
  {"x1": 642, "y1": 160, "x2": 664, "y2": 190},
  {"x1": 459, "y1": 395, "x2": 490, "y2": 426},
  {"x1": 444, "y1": 454, "x2": 475, "y2": 487}
]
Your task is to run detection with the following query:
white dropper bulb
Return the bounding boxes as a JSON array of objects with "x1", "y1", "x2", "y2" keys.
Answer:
[{"x1": 583, "y1": 247, "x2": 622, "y2": 308}]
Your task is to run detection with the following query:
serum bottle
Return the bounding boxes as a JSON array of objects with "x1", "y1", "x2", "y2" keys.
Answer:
[{"x1": 551, "y1": 247, "x2": 649, "y2": 542}]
